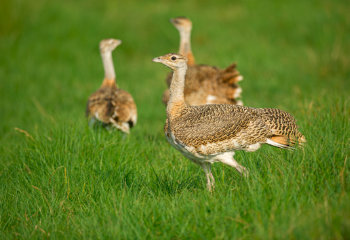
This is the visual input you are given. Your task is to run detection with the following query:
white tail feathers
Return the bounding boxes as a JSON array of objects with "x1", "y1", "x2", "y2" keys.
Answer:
[{"x1": 266, "y1": 138, "x2": 295, "y2": 150}]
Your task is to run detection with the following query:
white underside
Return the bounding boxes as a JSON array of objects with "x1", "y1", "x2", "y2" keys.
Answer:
[
  {"x1": 166, "y1": 131, "x2": 263, "y2": 165},
  {"x1": 166, "y1": 129, "x2": 254, "y2": 190},
  {"x1": 166, "y1": 132, "x2": 250, "y2": 186}
]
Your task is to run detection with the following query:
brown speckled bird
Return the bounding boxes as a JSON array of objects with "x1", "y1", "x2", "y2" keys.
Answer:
[
  {"x1": 86, "y1": 39, "x2": 137, "y2": 133},
  {"x1": 154, "y1": 53, "x2": 306, "y2": 191},
  {"x1": 162, "y1": 17, "x2": 243, "y2": 106}
]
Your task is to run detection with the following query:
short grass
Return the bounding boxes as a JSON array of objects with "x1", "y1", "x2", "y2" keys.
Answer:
[{"x1": 1, "y1": 0, "x2": 349, "y2": 239}]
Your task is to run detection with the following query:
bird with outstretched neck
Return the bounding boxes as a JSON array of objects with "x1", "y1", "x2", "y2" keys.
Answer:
[
  {"x1": 86, "y1": 39, "x2": 137, "y2": 133},
  {"x1": 154, "y1": 53, "x2": 306, "y2": 191}
]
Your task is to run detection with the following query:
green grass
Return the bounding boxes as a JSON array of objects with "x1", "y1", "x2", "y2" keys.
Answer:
[{"x1": 1, "y1": 0, "x2": 349, "y2": 239}]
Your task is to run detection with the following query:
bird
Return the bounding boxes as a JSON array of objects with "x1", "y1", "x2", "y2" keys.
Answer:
[
  {"x1": 162, "y1": 17, "x2": 243, "y2": 106},
  {"x1": 86, "y1": 38, "x2": 137, "y2": 134},
  {"x1": 153, "y1": 53, "x2": 306, "y2": 191}
]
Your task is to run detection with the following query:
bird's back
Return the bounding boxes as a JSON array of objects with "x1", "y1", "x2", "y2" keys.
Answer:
[{"x1": 86, "y1": 86, "x2": 137, "y2": 127}]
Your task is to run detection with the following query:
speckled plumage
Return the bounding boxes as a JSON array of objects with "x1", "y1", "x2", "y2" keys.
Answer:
[
  {"x1": 154, "y1": 53, "x2": 306, "y2": 191},
  {"x1": 162, "y1": 17, "x2": 243, "y2": 106},
  {"x1": 86, "y1": 85, "x2": 137, "y2": 132},
  {"x1": 165, "y1": 105, "x2": 305, "y2": 155}
]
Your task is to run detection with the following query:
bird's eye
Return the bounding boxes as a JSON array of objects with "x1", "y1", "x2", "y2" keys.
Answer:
[{"x1": 171, "y1": 56, "x2": 177, "y2": 61}]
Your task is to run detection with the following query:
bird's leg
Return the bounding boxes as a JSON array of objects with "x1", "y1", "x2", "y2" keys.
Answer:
[
  {"x1": 201, "y1": 163, "x2": 215, "y2": 191},
  {"x1": 217, "y1": 152, "x2": 249, "y2": 177},
  {"x1": 209, "y1": 168, "x2": 215, "y2": 186},
  {"x1": 88, "y1": 118, "x2": 96, "y2": 128},
  {"x1": 209, "y1": 171, "x2": 215, "y2": 191}
]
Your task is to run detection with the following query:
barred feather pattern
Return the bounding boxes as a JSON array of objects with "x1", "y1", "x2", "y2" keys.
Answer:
[
  {"x1": 86, "y1": 86, "x2": 137, "y2": 129},
  {"x1": 165, "y1": 104, "x2": 305, "y2": 155}
]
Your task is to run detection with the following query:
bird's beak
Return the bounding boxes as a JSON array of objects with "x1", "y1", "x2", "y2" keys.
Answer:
[
  {"x1": 170, "y1": 18, "x2": 179, "y2": 25},
  {"x1": 152, "y1": 57, "x2": 162, "y2": 63}
]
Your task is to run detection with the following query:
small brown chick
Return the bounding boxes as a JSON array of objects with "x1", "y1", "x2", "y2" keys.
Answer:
[{"x1": 86, "y1": 39, "x2": 137, "y2": 133}]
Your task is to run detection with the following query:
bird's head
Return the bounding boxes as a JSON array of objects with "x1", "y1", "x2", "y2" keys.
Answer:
[
  {"x1": 170, "y1": 17, "x2": 192, "y2": 33},
  {"x1": 152, "y1": 53, "x2": 188, "y2": 70},
  {"x1": 99, "y1": 38, "x2": 122, "y2": 53}
]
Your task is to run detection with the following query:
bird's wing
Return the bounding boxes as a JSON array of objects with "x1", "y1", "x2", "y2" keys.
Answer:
[
  {"x1": 112, "y1": 89, "x2": 137, "y2": 125},
  {"x1": 86, "y1": 88, "x2": 114, "y2": 122},
  {"x1": 171, "y1": 105, "x2": 261, "y2": 147}
]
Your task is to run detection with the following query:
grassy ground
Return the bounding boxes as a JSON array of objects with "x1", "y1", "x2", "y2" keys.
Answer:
[{"x1": 1, "y1": 0, "x2": 349, "y2": 239}]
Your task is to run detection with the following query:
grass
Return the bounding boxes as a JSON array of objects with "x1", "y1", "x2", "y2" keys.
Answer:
[{"x1": 1, "y1": 0, "x2": 349, "y2": 239}]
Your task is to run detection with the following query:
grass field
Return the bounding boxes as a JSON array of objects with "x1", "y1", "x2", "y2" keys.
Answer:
[{"x1": 1, "y1": 0, "x2": 349, "y2": 239}]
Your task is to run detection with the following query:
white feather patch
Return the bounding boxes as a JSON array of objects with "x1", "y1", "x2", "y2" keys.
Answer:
[
  {"x1": 237, "y1": 75, "x2": 244, "y2": 82},
  {"x1": 206, "y1": 95, "x2": 217, "y2": 104},
  {"x1": 233, "y1": 87, "x2": 242, "y2": 98},
  {"x1": 266, "y1": 139, "x2": 293, "y2": 149}
]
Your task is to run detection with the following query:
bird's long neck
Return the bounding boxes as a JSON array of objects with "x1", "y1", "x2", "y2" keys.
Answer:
[
  {"x1": 179, "y1": 30, "x2": 195, "y2": 66},
  {"x1": 101, "y1": 51, "x2": 116, "y2": 87},
  {"x1": 167, "y1": 66, "x2": 187, "y2": 120}
]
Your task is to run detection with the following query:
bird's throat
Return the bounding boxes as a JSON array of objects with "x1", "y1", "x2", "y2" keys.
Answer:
[{"x1": 167, "y1": 67, "x2": 187, "y2": 119}]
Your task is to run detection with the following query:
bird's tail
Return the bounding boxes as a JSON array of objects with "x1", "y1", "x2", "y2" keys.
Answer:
[
  {"x1": 219, "y1": 62, "x2": 244, "y2": 105},
  {"x1": 267, "y1": 133, "x2": 306, "y2": 150},
  {"x1": 258, "y1": 108, "x2": 306, "y2": 149}
]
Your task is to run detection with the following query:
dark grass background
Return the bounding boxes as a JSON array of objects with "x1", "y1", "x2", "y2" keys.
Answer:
[{"x1": 0, "y1": 0, "x2": 349, "y2": 239}]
